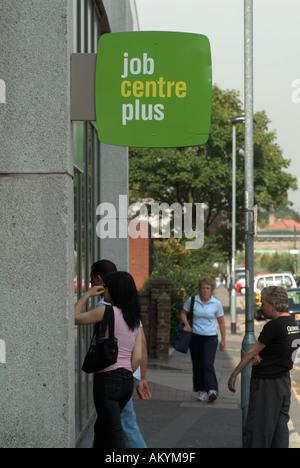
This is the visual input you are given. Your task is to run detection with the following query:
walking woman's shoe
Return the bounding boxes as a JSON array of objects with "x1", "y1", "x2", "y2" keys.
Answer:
[
  {"x1": 208, "y1": 390, "x2": 218, "y2": 402},
  {"x1": 197, "y1": 391, "x2": 208, "y2": 401}
]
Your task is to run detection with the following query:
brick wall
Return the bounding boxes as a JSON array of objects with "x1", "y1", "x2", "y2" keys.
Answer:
[
  {"x1": 129, "y1": 221, "x2": 150, "y2": 290},
  {"x1": 138, "y1": 278, "x2": 172, "y2": 359}
]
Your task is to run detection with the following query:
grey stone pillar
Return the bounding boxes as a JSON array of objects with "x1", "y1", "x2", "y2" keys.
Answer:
[
  {"x1": 98, "y1": 0, "x2": 136, "y2": 272},
  {"x1": 0, "y1": 1, "x2": 75, "y2": 448}
]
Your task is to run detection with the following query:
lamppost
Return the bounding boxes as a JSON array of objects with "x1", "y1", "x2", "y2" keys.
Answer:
[
  {"x1": 242, "y1": 0, "x2": 256, "y2": 433},
  {"x1": 230, "y1": 115, "x2": 246, "y2": 335}
]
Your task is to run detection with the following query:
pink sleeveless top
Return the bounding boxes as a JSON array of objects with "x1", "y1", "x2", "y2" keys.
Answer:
[{"x1": 98, "y1": 306, "x2": 140, "y2": 373}]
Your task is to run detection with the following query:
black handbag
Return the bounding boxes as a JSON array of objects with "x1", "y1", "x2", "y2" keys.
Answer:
[
  {"x1": 81, "y1": 305, "x2": 118, "y2": 374},
  {"x1": 170, "y1": 296, "x2": 195, "y2": 354}
]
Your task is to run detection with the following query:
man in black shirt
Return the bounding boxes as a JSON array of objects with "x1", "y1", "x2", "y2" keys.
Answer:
[{"x1": 228, "y1": 286, "x2": 300, "y2": 448}]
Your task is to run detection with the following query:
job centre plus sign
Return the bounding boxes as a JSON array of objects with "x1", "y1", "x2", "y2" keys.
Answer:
[
  {"x1": 120, "y1": 52, "x2": 187, "y2": 126},
  {"x1": 95, "y1": 31, "x2": 212, "y2": 148}
]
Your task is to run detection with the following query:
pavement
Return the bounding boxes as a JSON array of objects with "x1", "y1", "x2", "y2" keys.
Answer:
[{"x1": 133, "y1": 285, "x2": 300, "y2": 449}]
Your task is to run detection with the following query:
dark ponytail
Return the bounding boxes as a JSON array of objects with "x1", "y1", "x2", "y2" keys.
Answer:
[{"x1": 103, "y1": 271, "x2": 141, "y2": 331}]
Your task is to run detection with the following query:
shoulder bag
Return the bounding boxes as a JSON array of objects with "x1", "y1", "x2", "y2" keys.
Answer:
[
  {"x1": 170, "y1": 295, "x2": 195, "y2": 354},
  {"x1": 81, "y1": 304, "x2": 118, "y2": 374}
]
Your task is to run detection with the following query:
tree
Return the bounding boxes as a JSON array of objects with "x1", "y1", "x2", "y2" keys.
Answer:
[
  {"x1": 150, "y1": 236, "x2": 226, "y2": 333},
  {"x1": 129, "y1": 85, "x2": 297, "y2": 257}
]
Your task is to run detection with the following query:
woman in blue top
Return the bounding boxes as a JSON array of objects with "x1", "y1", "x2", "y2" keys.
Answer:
[{"x1": 181, "y1": 276, "x2": 226, "y2": 402}]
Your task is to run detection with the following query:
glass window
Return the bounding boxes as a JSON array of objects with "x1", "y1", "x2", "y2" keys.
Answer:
[
  {"x1": 73, "y1": 0, "x2": 102, "y2": 445},
  {"x1": 284, "y1": 275, "x2": 293, "y2": 287},
  {"x1": 265, "y1": 276, "x2": 274, "y2": 286},
  {"x1": 275, "y1": 275, "x2": 283, "y2": 285}
]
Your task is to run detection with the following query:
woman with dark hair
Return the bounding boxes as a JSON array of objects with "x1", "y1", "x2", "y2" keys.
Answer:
[{"x1": 75, "y1": 271, "x2": 142, "y2": 448}]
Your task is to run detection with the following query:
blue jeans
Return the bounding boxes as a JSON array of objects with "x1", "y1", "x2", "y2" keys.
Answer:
[
  {"x1": 93, "y1": 369, "x2": 133, "y2": 448},
  {"x1": 121, "y1": 378, "x2": 147, "y2": 448},
  {"x1": 189, "y1": 334, "x2": 219, "y2": 393}
]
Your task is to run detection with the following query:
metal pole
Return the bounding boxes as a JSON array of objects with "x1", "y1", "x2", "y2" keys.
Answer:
[
  {"x1": 231, "y1": 123, "x2": 237, "y2": 334},
  {"x1": 241, "y1": 0, "x2": 256, "y2": 432}
]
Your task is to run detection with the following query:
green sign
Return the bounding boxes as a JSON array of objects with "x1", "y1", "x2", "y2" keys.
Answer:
[{"x1": 95, "y1": 31, "x2": 212, "y2": 147}]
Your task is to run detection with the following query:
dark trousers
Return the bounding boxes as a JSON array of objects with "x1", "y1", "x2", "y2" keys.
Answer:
[
  {"x1": 189, "y1": 334, "x2": 219, "y2": 393},
  {"x1": 93, "y1": 368, "x2": 134, "y2": 448},
  {"x1": 244, "y1": 373, "x2": 291, "y2": 448}
]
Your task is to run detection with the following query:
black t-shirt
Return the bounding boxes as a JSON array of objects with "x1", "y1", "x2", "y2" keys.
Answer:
[{"x1": 252, "y1": 315, "x2": 300, "y2": 379}]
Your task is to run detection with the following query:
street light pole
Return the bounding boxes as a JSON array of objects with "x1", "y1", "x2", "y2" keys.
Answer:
[
  {"x1": 242, "y1": 0, "x2": 256, "y2": 432},
  {"x1": 230, "y1": 115, "x2": 246, "y2": 335},
  {"x1": 231, "y1": 122, "x2": 237, "y2": 335}
]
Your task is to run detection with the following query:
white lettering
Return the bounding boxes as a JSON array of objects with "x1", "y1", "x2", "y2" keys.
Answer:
[
  {"x1": 105, "y1": 453, "x2": 140, "y2": 465},
  {"x1": 130, "y1": 57, "x2": 142, "y2": 76},
  {"x1": 0, "y1": 79, "x2": 6, "y2": 104},
  {"x1": 128, "y1": 203, "x2": 149, "y2": 239},
  {"x1": 121, "y1": 53, "x2": 129, "y2": 79},
  {"x1": 96, "y1": 202, "x2": 117, "y2": 238},
  {"x1": 291, "y1": 79, "x2": 300, "y2": 104},
  {"x1": 154, "y1": 103, "x2": 165, "y2": 120},
  {"x1": 143, "y1": 53, "x2": 154, "y2": 75},
  {"x1": 122, "y1": 103, "x2": 134, "y2": 125},
  {"x1": 0, "y1": 339, "x2": 6, "y2": 364},
  {"x1": 185, "y1": 203, "x2": 205, "y2": 250},
  {"x1": 147, "y1": 453, "x2": 196, "y2": 463},
  {"x1": 122, "y1": 100, "x2": 165, "y2": 126},
  {"x1": 96, "y1": 196, "x2": 205, "y2": 250},
  {"x1": 121, "y1": 52, "x2": 154, "y2": 79}
]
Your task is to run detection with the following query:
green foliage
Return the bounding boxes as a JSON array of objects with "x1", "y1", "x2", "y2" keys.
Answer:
[
  {"x1": 129, "y1": 85, "x2": 297, "y2": 257},
  {"x1": 150, "y1": 237, "x2": 226, "y2": 333},
  {"x1": 260, "y1": 252, "x2": 294, "y2": 273},
  {"x1": 129, "y1": 84, "x2": 298, "y2": 332}
]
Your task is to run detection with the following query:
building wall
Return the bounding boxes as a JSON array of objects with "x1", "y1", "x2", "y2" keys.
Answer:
[
  {"x1": 0, "y1": 0, "x2": 75, "y2": 448},
  {"x1": 254, "y1": 235, "x2": 299, "y2": 254},
  {"x1": 99, "y1": 0, "x2": 137, "y2": 271},
  {"x1": 0, "y1": 0, "x2": 138, "y2": 448}
]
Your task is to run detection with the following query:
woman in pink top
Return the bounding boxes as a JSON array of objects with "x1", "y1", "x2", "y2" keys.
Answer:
[{"x1": 75, "y1": 271, "x2": 142, "y2": 448}]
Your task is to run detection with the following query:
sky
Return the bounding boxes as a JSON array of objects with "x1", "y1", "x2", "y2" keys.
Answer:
[{"x1": 134, "y1": 0, "x2": 300, "y2": 212}]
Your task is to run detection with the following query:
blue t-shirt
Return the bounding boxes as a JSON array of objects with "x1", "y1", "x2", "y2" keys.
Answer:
[{"x1": 183, "y1": 294, "x2": 224, "y2": 336}]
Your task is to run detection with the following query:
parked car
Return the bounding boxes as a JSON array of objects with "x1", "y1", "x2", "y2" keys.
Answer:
[
  {"x1": 286, "y1": 288, "x2": 300, "y2": 325},
  {"x1": 254, "y1": 273, "x2": 297, "y2": 320},
  {"x1": 254, "y1": 272, "x2": 297, "y2": 291},
  {"x1": 235, "y1": 277, "x2": 246, "y2": 295},
  {"x1": 74, "y1": 275, "x2": 85, "y2": 293}
]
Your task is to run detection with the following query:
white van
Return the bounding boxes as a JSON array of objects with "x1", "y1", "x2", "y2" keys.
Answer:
[{"x1": 254, "y1": 272, "x2": 297, "y2": 290}]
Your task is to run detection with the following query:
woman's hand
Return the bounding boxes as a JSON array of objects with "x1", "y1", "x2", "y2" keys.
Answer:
[
  {"x1": 219, "y1": 339, "x2": 226, "y2": 351},
  {"x1": 75, "y1": 286, "x2": 105, "y2": 325},
  {"x1": 88, "y1": 285, "x2": 104, "y2": 297},
  {"x1": 183, "y1": 324, "x2": 193, "y2": 332}
]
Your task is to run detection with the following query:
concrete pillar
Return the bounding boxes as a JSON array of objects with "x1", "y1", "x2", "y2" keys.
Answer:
[
  {"x1": 0, "y1": 0, "x2": 75, "y2": 448},
  {"x1": 99, "y1": 143, "x2": 129, "y2": 271},
  {"x1": 99, "y1": 0, "x2": 136, "y2": 272}
]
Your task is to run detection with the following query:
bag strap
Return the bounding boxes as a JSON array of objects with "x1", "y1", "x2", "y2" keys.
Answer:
[
  {"x1": 99, "y1": 305, "x2": 115, "y2": 338},
  {"x1": 88, "y1": 305, "x2": 115, "y2": 345},
  {"x1": 188, "y1": 296, "x2": 195, "y2": 326}
]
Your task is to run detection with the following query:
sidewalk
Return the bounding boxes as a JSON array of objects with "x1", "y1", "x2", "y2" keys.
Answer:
[{"x1": 133, "y1": 285, "x2": 300, "y2": 448}]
